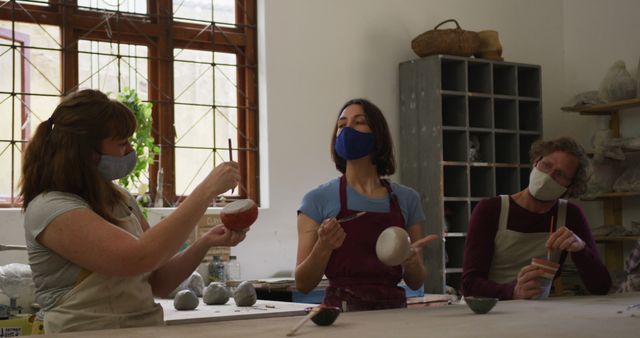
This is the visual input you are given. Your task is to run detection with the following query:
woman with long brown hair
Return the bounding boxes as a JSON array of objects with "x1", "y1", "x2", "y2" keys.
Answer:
[{"x1": 20, "y1": 89, "x2": 246, "y2": 333}]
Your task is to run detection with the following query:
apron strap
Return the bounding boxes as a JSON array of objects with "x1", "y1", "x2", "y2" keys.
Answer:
[
  {"x1": 557, "y1": 199, "x2": 567, "y2": 229},
  {"x1": 498, "y1": 195, "x2": 510, "y2": 230}
]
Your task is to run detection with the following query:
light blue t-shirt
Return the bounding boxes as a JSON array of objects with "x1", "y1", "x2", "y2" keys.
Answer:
[{"x1": 298, "y1": 177, "x2": 425, "y2": 227}]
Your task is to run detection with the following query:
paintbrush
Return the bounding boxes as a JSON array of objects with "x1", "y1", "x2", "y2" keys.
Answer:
[
  {"x1": 286, "y1": 306, "x2": 321, "y2": 336},
  {"x1": 337, "y1": 211, "x2": 367, "y2": 223},
  {"x1": 547, "y1": 216, "x2": 554, "y2": 261},
  {"x1": 228, "y1": 138, "x2": 234, "y2": 194}
]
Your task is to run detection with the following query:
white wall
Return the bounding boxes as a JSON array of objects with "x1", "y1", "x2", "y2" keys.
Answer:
[{"x1": 2, "y1": 0, "x2": 639, "y2": 283}]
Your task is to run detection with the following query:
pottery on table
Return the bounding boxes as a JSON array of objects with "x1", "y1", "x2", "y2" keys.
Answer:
[
  {"x1": 465, "y1": 296, "x2": 498, "y2": 314},
  {"x1": 305, "y1": 306, "x2": 341, "y2": 326}
]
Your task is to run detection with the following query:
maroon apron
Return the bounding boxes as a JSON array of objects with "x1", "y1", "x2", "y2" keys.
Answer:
[{"x1": 323, "y1": 176, "x2": 407, "y2": 311}]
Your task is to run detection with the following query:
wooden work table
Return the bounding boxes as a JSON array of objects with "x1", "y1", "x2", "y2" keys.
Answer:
[{"x1": 38, "y1": 292, "x2": 640, "y2": 337}]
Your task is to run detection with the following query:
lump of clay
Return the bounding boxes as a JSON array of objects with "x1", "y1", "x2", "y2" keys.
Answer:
[
  {"x1": 173, "y1": 289, "x2": 199, "y2": 310},
  {"x1": 203, "y1": 282, "x2": 230, "y2": 305},
  {"x1": 233, "y1": 281, "x2": 257, "y2": 306},
  {"x1": 168, "y1": 271, "x2": 205, "y2": 298},
  {"x1": 220, "y1": 199, "x2": 258, "y2": 231}
]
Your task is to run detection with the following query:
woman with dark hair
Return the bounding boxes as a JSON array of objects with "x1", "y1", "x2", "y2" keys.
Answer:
[
  {"x1": 20, "y1": 89, "x2": 247, "y2": 333},
  {"x1": 294, "y1": 99, "x2": 435, "y2": 311},
  {"x1": 462, "y1": 137, "x2": 611, "y2": 300}
]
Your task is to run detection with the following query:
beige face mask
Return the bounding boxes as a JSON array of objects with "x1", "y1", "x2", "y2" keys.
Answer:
[{"x1": 528, "y1": 167, "x2": 567, "y2": 201}]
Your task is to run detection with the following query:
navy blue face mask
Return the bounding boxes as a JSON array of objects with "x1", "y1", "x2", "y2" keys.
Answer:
[{"x1": 335, "y1": 127, "x2": 375, "y2": 160}]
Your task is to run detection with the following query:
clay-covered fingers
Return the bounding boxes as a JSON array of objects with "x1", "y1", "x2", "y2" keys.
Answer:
[
  {"x1": 514, "y1": 265, "x2": 545, "y2": 299},
  {"x1": 317, "y1": 219, "x2": 345, "y2": 250},
  {"x1": 227, "y1": 229, "x2": 247, "y2": 246},
  {"x1": 546, "y1": 227, "x2": 585, "y2": 252},
  {"x1": 208, "y1": 161, "x2": 241, "y2": 194},
  {"x1": 517, "y1": 265, "x2": 544, "y2": 281},
  {"x1": 411, "y1": 234, "x2": 440, "y2": 249}
]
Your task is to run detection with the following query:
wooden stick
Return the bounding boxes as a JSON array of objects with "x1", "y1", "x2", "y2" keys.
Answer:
[
  {"x1": 228, "y1": 138, "x2": 234, "y2": 194},
  {"x1": 286, "y1": 307, "x2": 321, "y2": 336},
  {"x1": 547, "y1": 216, "x2": 554, "y2": 261}
]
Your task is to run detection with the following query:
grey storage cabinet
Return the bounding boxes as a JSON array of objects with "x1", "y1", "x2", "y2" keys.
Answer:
[{"x1": 399, "y1": 55, "x2": 542, "y2": 294}]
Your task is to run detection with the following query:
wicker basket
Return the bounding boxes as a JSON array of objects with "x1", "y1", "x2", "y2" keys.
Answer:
[{"x1": 411, "y1": 19, "x2": 480, "y2": 58}]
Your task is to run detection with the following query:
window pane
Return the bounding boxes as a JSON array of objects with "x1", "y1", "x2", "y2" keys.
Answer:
[
  {"x1": 0, "y1": 21, "x2": 61, "y2": 204},
  {"x1": 174, "y1": 49, "x2": 238, "y2": 196},
  {"x1": 78, "y1": 40, "x2": 149, "y2": 100},
  {"x1": 77, "y1": 0, "x2": 146, "y2": 14},
  {"x1": 173, "y1": 0, "x2": 235, "y2": 25}
]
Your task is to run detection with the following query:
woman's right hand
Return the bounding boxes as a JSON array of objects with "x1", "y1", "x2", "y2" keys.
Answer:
[
  {"x1": 316, "y1": 218, "x2": 346, "y2": 252},
  {"x1": 205, "y1": 161, "x2": 240, "y2": 196}
]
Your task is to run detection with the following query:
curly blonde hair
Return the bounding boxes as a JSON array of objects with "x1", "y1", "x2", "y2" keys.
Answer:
[{"x1": 529, "y1": 137, "x2": 591, "y2": 197}]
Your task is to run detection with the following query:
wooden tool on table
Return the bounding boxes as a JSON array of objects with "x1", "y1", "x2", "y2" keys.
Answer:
[
  {"x1": 228, "y1": 138, "x2": 234, "y2": 194},
  {"x1": 0, "y1": 244, "x2": 27, "y2": 251},
  {"x1": 547, "y1": 216, "x2": 554, "y2": 260},
  {"x1": 286, "y1": 306, "x2": 321, "y2": 336}
]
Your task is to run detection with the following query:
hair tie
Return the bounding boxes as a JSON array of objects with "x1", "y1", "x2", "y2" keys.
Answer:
[{"x1": 47, "y1": 117, "x2": 54, "y2": 128}]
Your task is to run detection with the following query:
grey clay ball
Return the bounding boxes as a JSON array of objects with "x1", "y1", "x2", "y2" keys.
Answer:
[
  {"x1": 233, "y1": 281, "x2": 257, "y2": 306},
  {"x1": 203, "y1": 282, "x2": 230, "y2": 305},
  {"x1": 173, "y1": 289, "x2": 199, "y2": 310}
]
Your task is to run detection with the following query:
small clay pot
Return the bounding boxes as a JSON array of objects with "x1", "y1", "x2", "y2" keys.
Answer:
[
  {"x1": 474, "y1": 30, "x2": 503, "y2": 61},
  {"x1": 306, "y1": 306, "x2": 341, "y2": 326},
  {"x1": 375, "y1": 227, "x2": 412, "y2": 266},
  {"x1": 465, "y1": 296, "x2": 498, "y2": 314}
]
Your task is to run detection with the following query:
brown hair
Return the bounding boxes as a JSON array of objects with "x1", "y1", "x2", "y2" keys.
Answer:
[
  {"x1": 529, "y1": 137, "x2": 591, "y2": 197},
  {"x1": 330, "y1": 98, "x2": 396, "y2": 176},
  {"x1": 20, "y1": 89, "x2": 137, "y2": 224}
]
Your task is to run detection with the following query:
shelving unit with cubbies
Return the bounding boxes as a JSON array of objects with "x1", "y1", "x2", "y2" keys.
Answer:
[{"x1": 399, "y1": 55, "x2": 542, "y2": 294}]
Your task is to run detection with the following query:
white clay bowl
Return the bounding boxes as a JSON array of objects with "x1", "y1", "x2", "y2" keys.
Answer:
[{"x1": 375, "y1": 227, "x2": 412, "y2": 266}]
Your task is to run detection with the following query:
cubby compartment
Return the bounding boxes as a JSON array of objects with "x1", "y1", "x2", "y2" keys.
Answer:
[
  {"x1": 442, "y1": 94, "x2": 466, "y2": 127},
  {"x1": 468, "y1": 131, "x2": 493, "y2": 163},
  {"x1": 471, "y1": 201, "x2": 481, "y2": 216},
  {"x1": 444, "y1": 201, "x2": 469, "y2": 234},
  {"x1": 493, "y1": 64, "x2": 517, "y2": 96},
  {"x1": 517, "y1": 66, "x2": 541, "y2": 98},
  {"x1": 445, "y1": 237, "x2": 466, "y2": 269},
  {"x1": 443, "y1": 130, "x2": 467, "y2": 162},
  {"x1": 468, "y1": 97, "x2": 492, "y2": 128},
  {"x1": 496, "y1": 167, "x2": 520, "y2": 195},
  {"x1": 444, "y1": 165, "x2": 468, "y2": 197},
  {"x1": 441, "y1": 58, "x2": 466, "y2": 92},
  {"x1": 519, "y1": 100, "x2": 541, "y2": 131},
  {"x1": 519, "y1": 134, "x2": 541, "y2": 163},
  {"x1": 520, "y1": 167, "x2": 532, "y2": 190},
  {"x1": 468, "y1": 61, "x2": 491, "y2": 93},
  {"x1": 445, "y1": 272, "x2": 462, "y2": 289},
  {"x1": 494, "y1": 98, "x2": 517, "y2": 130},
  {"x1": 470, "y1": 167, "x2": 494, "y2": 197},
  {"x1": 495, "y1": 132, "x2": 518, "y2": 164}
]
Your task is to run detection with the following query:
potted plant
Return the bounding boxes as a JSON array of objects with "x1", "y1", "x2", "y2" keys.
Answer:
[{"x1": 115, "y1": 88, "x2": 160, "y2": 206}]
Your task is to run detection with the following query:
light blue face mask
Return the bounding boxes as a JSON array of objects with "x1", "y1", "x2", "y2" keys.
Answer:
[{"x1": 97, "y1": 150, "x2": 137, "y2": 181}]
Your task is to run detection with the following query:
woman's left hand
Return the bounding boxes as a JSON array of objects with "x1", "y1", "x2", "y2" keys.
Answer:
[
  {"x1": 402, "y1": 234, "x2": 440, "y2": 267},
  {"x1": 203, "y1": 223, "x2": 248, "y2": 247},
  {"x1": 546, "y1": 226, "x2": 585, "y2": 252}
]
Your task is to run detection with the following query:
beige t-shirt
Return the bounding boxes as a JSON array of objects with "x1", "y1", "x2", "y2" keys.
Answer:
[{"x1": 24, "y1": 190, "x2": 143, "y2": 311}]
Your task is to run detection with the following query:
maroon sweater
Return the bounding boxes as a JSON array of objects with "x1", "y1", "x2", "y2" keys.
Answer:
[{"x1": 461, "y1": 196, "x2": 611, "y2": 300}]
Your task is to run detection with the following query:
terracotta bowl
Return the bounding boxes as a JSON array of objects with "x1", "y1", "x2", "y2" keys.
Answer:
[
  {"x1": 465, "y1": 297, "x2": 498, "y2": 314},
  {"x1": 305, "y1": 306, "x2": 341, "y2": 326}
]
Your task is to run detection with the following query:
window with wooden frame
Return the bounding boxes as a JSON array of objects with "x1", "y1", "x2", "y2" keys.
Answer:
[{"x1": 0, "y1": 0, "x2": 258, "y2": 207}]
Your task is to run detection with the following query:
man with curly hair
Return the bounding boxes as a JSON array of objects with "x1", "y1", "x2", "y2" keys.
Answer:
[{"x1": 462, "y1": 137, "x2": 611, "y2": 300}]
